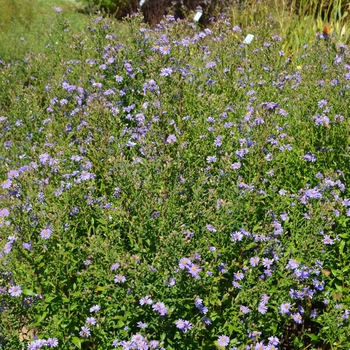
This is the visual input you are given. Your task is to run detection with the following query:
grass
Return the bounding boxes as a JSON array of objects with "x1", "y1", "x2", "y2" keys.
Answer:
[
  {"x1": 0, "y1": 0, "x2": 88, "y2": 62},
  {"x1": 1, "y1": 1, "x2": 350, "y2": 349}
]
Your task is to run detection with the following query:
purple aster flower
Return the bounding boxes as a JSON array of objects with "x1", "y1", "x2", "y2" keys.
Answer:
[
  {"x1": 233, "y1": 271, "x2": 244, "y2": 280},
  {"x1": 206, "y1": 224, "x2": 217, "y2": 232},
  {"x1": 298, "y1": 305, "x2": 305, "y2": 314},
  {"x1": 249, "y1": 330, "x2": 261, "y2": 338},
  {"x1": 205, "y1": 61, "x2": 216, "y2": 68},
  {"x1": 1, "y1": 179, "x2": 12, "y2": 189},
  {"x1": 231, "y1": 162, "x2": 241, "y2": 170},
  {"x1": 279, "y1": 303, "x2": 291, "y2": 315},
  {"x1": 199, "y1": 306, "x2": 208, "y2": 314},
  {"x1": 218, "y1": 262, "x2": 227, "y2": 274},
  {"x1": 235, "y1": 148, "x2": 249, "y2": 159},
  {"x1": 188, "y1": 264, "x2": 201, "y2": 278},
  {"x1": 231, "y1": 231, "x2": 243, "y2": 242},
  {"x1": 232, "y1": 281, "x2": 242, "y2": 289},
  {"x1": 217, "y1": 335, "x2": 230, "y2": 346},
  {"x1": 317, "y1": 99, "x2": 328, "y2": 108},
  {"x1": 0, "y1": 208, "x2": 10, "y2": 217},
  {"x1": 280, "y1": 212, "x2": 289, "y2": 221},
  {"x1": 261, "y1": 294, "x2": 270, "y2": 303},
  {"x1": 268, "y1": 336, "x2": 279, "y2": 346},
  {"x1": 292, "y1": 312, "x2": 303, "y2": 324},
  {"x1": 160, "y1": 67, "x2": 173, "y2": 77},
  {"x1": 166, "y1": 134, "x2": 177, "y2": 144},
  {"x1": 206, "y1": 155, "x2": 217, "y2": 163},
  {"x1": 195, "y1": 297, "x2": 203, "y2": 307},
  {"x1": 80, "y1": 171, "x2": 92, "y2": 181},
  {"x1": 233, "y1": 25, "x2": 242, "y2": 32},
  {"x1": 304, "y1": 153, "x2": 316, "y2": 162},
  {"x1": 149, "y1": 340, "x2": 159, "y2": 348},
  {"x1": 176, "y1": 319, "x2": 192, "y2": 332},
  {"x1": 342, "y1": 309, "x2": 349, "y2": 319},
  {"x1": 255, "y1": 342, "x2": 266, "y2": 350},
  {"x1": 86, "y1": 317, "x2": 97, "y2": 325},
  {"x1": 175, "y1": 319, "x2": 186, "y2": 330},
  {"x1": 40, "y1": 228, "x2": 52, "y2": 240},
  {"x1": 323, "y1": 235, "x2": 334, "y2": 245},
  {"x1": 201, "y1": 317, "x2": 212, "y2": 325},
  {"x1": 139, "y1": 296, "x2": 153, "y2": 305},
  {"x1": 250, "y1": 256, "x2": 260, "y2": 267},
  {"x1": 214, "y1": 135, "x2": 222, "y2": 147},
  {"x1": 23, "y1": 242, "x2": 32, "y2": 251},
  {"x1": 9, "y1": 285, "x2": 22, "y2": 297},
  {"x1": 83, "y1": 259, "x2": 92, "y2": 266},
  {"x1": 39, "y1": 153, "x2": 51, "y2": 164},
  {"x1": 8, "y1": 170, "x2": 19, "y2": 179},
  {"x1": 182, "y1": 320, "x2": 192, "y2": 332},
  {"x1": 262, "y1": 258, "x2": 273, "y2": 268},
  {"x1": 240, "y1": 305, "x2": 250, "y2": 314},
  {"x1": 90, "y1": 305, "x2": 100, "y2": 312},
  {"x1": 193, "y1": 253, "x2": 201, "y2": 261},
  {"x1": 114, "y1": 275, "x2": 126, "y2": 283},
  {"x1": 137, "y1": 321, "x2": 148, "y2": 329},
  {"x1": 4, "y1": 242, "x2": 12, "y2": 254},
  {"x1": 179, "y1": 257, "x2": 191, "y2": 270},
  {"x1": 286, "y1": 259, "x2": 299, "y2": 270},
  {"x1": 111, "y1": 262, "x2": 120, "y2": 270},
  {"x1": 152, "y1": 302, "x2": 167, "y2": 315},
  {"x1": 258, "y1": 303, "x2": 268, "y2": 314},
  {"x1": 159, "y1": 45, "x2": 170, "y2": 54},
  {"x1": 28, "y1": 340, "x2": 46, "y2": 349},
  {"x1": 304, "y1": 188, "x2": 322, "y2": 199},
  {"x1": 79, "y1": 326, "x2": 90, "y2": 338},
  {"x1": 310, "y1": 309, "x2": 318, "y2": 318},
  {"x1": 47, "y1": 338, "x2": 59, "y2": 347}
]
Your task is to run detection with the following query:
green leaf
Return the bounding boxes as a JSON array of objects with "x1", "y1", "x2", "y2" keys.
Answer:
[
  {"x1": 97, "y1": 218, "x2": 106, "y2": 226},
  {"x1": 244, "y1": 242, "x2": 258, "y2": 250},
  {"x1": 33, "y1": 312, "x2": 48, "y2": 326},
  {"x1": 45, "y1": 295, "x2": 57, "y2": 303},
  {"x1": 335, "y1": 280, "x2": 343, "y2": 292},
  {"x1": 308, "y1": 333, "x2": 319, "y2": 341},
  {"x1": 70, "y1": 303, "x2": 79, "y2": 311},
  {"x1": 22, "y1": 289, "x2": 35, "y2": 296},
  {"x1": 71, "y1": 337, "x2": 82, "y2": 349}
]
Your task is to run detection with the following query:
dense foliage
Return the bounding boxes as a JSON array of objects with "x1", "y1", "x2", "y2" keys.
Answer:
[{"x1": 1, "y1": 6, "x2": 350, "y2": 350}]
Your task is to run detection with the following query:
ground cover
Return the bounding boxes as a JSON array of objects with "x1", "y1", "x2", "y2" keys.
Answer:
[{"x1": 1, "y1": 4, "x2": 350, "y2": 350}]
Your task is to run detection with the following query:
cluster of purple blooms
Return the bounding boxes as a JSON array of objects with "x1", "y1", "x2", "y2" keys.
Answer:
[
  {"x1": 175, "y1": 318, "x2": 192, "y2": 332},
  {"x1": 27, "y1": 338, "x2": 58, "y2": 349},
  {"x1": 139, "y1": 296, "x2": 168, "y2": 316},
  {"x1": 77, "y1": 305, "x2": 100, "y2": 339},
  {"x1": 112, "y1": 333, "x2": 163, "y2": 349},
  {"x1": 178, "y1": 257, "x2": 202, "y2": 279}
]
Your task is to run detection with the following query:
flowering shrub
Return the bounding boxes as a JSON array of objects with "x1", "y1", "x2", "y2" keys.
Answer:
[{"x1": 0, "y1": 8, "x2": 350, "y2": 350}]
